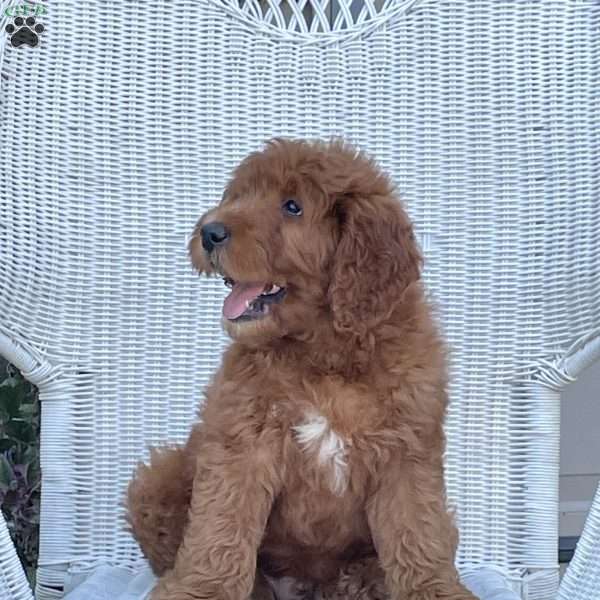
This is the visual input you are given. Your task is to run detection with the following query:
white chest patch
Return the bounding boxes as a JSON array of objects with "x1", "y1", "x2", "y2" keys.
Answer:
[{"x1": 293, "y1": 412, "x2": 349, "y2": 495}]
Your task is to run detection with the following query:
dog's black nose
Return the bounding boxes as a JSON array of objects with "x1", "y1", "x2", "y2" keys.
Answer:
[{"x1": 201, "y1": 222, "x2": 230, "y2": 252}]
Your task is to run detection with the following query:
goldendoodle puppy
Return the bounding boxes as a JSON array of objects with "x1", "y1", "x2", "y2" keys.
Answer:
[{"x1": 126, "y1": 139, "x2": 477, "y2": 600}]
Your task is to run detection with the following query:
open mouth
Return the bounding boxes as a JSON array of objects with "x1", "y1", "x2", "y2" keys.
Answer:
[{"x1": 222, "y1": 278, "x2": 286, "y2": 322}]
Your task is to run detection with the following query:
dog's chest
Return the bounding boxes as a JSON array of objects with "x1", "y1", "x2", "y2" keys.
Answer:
[
  {"x1": 291, "y1": 411, "x2": 350, "y2": 495},
  {"x1": 273, "y1": 376, "x2": 378, "y2": 497}
]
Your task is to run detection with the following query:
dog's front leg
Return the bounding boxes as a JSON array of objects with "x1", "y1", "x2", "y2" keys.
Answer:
[
  {"x1": 150, "y1": 439, "x2": 281, "y2": 600},
  {"x1": 366, "y1": 455, "x2": 478, "y2": 600}
]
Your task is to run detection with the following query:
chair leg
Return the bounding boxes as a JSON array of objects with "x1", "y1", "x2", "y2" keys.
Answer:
[{"x1": 126, "y1": 445, "x2": 193, "y2": 575}]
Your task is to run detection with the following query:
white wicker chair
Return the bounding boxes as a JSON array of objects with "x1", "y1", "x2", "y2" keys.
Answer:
[{"x1": 0, "y1": 1, "x2": 598, "y2": 599}]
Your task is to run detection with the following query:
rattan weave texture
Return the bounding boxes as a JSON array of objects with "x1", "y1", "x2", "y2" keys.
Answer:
[{"x1": 0, "y1": 1, "x2": 598, "y2": 599}]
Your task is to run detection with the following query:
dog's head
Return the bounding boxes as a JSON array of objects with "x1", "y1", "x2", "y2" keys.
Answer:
[{"x1": 189, "y1": 139, "x2": 422, "y2": 345}]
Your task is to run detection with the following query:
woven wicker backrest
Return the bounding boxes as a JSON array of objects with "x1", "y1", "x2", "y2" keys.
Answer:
[{"x1": 0, "y1": 2, "x2": 598, "y2": 599}]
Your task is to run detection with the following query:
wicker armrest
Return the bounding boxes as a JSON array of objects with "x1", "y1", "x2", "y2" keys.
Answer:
[
  {"x1": 0, "y1": 511, "x2": 34, "y2": 600},
  {"x1": 558, "y1": 482, "x2": 600, "y2": 600}
]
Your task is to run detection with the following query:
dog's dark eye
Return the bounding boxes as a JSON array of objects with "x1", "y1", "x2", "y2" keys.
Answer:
[{"x1": 282, "y1": 199, "x2": 303, "y2": 216}]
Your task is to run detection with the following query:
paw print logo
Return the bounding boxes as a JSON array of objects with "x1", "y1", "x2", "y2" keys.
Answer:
[{"x1": 5, "y1": 16, "x2": 44, "y2": 48}]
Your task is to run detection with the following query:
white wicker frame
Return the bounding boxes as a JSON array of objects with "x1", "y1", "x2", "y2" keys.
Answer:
[{"x1": 0, "y1": 1, "x2": 598, "y2": 599}]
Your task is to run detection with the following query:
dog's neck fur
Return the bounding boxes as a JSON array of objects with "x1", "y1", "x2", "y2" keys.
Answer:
[{"x1": 267, "y1": 283, "x2": 428, "y2": 380}]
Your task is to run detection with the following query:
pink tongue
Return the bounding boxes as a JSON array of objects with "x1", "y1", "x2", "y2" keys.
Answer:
[{"x1": 223, "y1": 282, "x2": 266, "y2": 320}]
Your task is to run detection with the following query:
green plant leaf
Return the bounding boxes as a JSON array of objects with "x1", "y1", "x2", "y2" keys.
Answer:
[
  {"x1": 18, "y1": 402, "x2": 37, "y2": 420},
  {"x1": 0, "y1": 454, "x2": 15, "y2": 487},
  {"x1": 5, "y1": 421, "x2": 34, "y2": 444},
  {"x1": 0, "y1": 405, "x2": 10, "y2": 424},
  {"x1": 0, "y1": 364, "x2": 40, "y2": 574},
  {"x1": 0, "y1": 374, "x2": 18, "y2": 388},
  {"x1": 0, "y1": 439, "x2": 15, "y2": 453},
  {"x1": 26, "y1": 460, "x2": 40, "y2": 489},
  {"x1": 0, "y1": 386, "x2": 23, "y2": 418}
]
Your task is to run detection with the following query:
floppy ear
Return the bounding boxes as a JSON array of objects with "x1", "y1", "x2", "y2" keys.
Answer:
[{"x1": 329, "y1": 194, "x2": 422, "y2": 336}]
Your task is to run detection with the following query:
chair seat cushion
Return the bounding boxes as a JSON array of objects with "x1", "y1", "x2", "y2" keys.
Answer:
[{"x1": 62, "y1": 564, "x2": 521, "y2": 600}]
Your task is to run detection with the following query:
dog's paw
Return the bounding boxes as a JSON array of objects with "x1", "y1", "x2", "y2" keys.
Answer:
[{"x1": 5, "y1": 16, "x2": 44, "y2": 48}]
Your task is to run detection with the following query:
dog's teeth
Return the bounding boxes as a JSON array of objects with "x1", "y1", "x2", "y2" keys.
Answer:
[
  {"x1": 263, "y1": 284, "x2": 280, "y2": 295},
  {"x1": 245, "y1": 300, "x2": 251, "y2": 309}
]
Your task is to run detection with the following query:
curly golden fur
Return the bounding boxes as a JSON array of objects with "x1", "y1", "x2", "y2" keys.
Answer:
[{"x1": 126, "y1": 139, "x2": 477, "y2": 600}]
